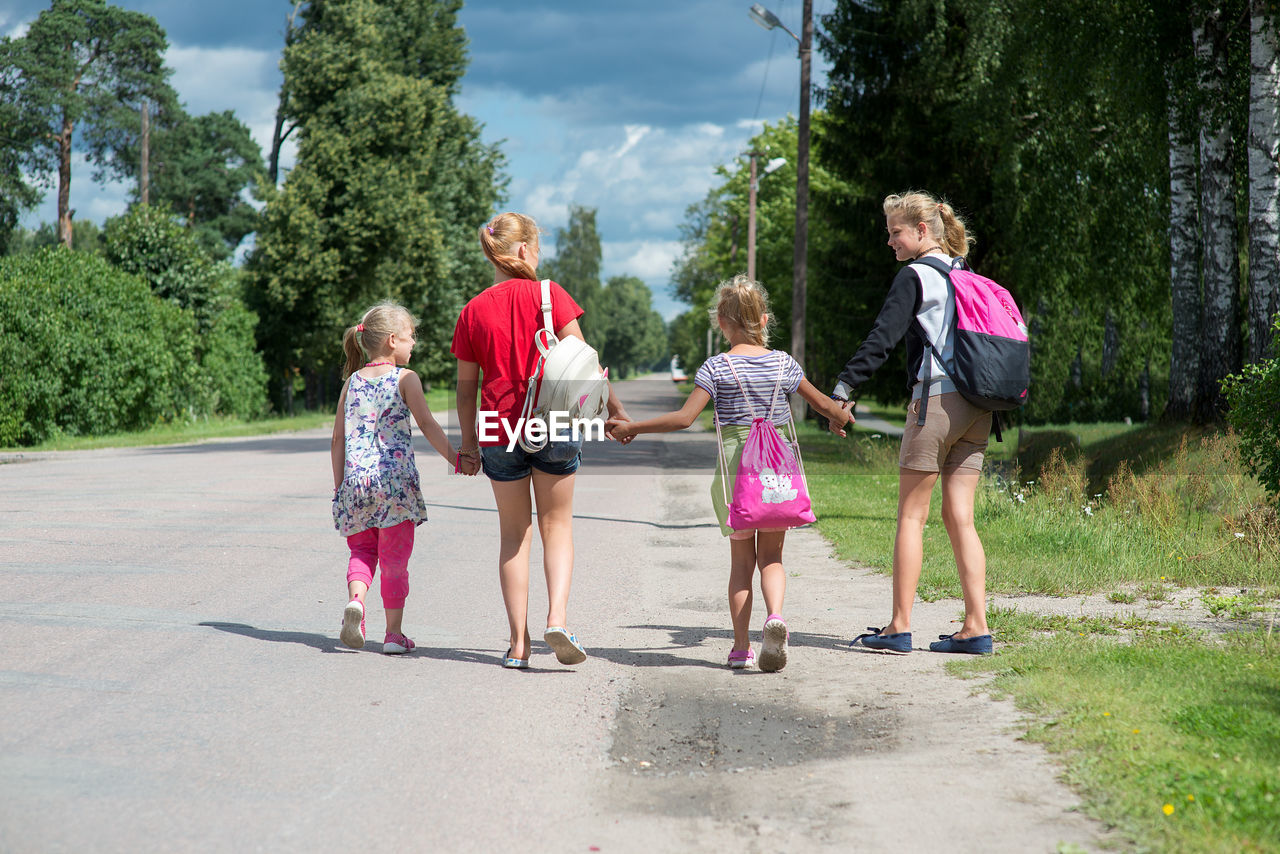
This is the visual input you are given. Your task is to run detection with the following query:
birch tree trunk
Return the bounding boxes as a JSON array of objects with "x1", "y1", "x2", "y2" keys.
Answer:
[
  {"x1": 1194, "y1": 8, "x2": 1242, "y2": 422},
  {"x1": 1166, "y1": 75, "x2": 1201, "y2": 420},
  {"x1": 1249, "y1": 0, "x2": 1280, "y2": 361}
]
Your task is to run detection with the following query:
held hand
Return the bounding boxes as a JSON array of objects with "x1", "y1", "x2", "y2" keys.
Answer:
[
  {"x1": 605, "y1": 417, "x2": 635, "y2": 443},
  {"x1": 825, "y1": 399, "x2": 854, "y2": 437},
  {"x1": 459, "y1": 454, "x2": 482, "y2": 476}
]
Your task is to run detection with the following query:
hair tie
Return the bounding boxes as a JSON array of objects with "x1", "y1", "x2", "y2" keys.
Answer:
[
  {"x1": 486, "y1": 226, "x2": 494, "y2": 235},
  {"x1": 356, "y1": 323, "x2": 364, "y2": 332}
]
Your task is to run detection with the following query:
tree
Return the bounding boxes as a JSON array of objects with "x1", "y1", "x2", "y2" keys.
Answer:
[
  {"x1": 1248, "y1": 0, "x2": 1280, "y2": 362},
  {"x1": 0, "y1": 98, "x2": 41, "y2": 254},
  {"x1": 1193, "y1": 4, "x2": 1243, "y2": 421},
  {"x1": 103, "y1": 203, "x2": 268, "y2": 419},
  {"x1": 597, "y1": 275, "x2": 666, "y2": 379},
  {"x1": 138, "y1": 109, "x2": 264, "y2": 259},
  {"x1": 0, "y1": 0, "x2": 171, "y2": 248},
  {"x1": 247, "y1": 0, "x2": 504, "y2": 410},
  {"x1": 543, "y1": 204, "x2": 605, "y2": 347},
  {"x1": 816, "y1": 0, "x2": 1173, "y2": 422}
]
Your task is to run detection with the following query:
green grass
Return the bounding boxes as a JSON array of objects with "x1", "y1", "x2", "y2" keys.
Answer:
[
  {"x1": 802, "y1": 417, "x2": 1280, "y2": 852},
  {"x1": 952, "y1": 630, "x2": 1280, "y2": 853},
  {"x1": 0, "y1": 387, "x2": 455, "y2": 454},
  {"x1": 799, "y1": 420, "x2": 1280, "y2": 598}
]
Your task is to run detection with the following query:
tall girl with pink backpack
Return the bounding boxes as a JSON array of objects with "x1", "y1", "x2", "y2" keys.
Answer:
[{"x1": 607, "y1": 276, "x2": 850, "y2": 671}]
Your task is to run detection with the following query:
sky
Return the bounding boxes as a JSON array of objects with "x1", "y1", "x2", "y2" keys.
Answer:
[{"x1": 4, "y1": 0, "x2": 832, "y2": 320}]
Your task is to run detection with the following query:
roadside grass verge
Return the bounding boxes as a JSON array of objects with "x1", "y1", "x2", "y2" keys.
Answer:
[
  {"x1": 800, "y1": 421, "x2": 1279, "y2": 599},
  {"x1": 950, "y1": 628, "x2": 1280, "y2": 853},
  {"x1": 802, "y1": 417, "x2": 1280, "y2": 851},
  {"x1": 0, "y1": 387, "x2": 454, "y2": 454}
]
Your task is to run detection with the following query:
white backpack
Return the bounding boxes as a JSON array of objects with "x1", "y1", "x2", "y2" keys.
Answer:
[{"x1": 516, "y1": 279, "x2": 609, "y2": 452}]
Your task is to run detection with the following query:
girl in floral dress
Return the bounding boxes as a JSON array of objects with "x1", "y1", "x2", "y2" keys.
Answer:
[{"x1": 331, "y1": 301, "x2": 477, "y2": 653}]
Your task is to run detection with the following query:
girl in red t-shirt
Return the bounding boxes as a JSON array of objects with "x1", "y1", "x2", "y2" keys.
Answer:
[{"x1": 451, "y1": 211, "x2": 631, "y2": 669}]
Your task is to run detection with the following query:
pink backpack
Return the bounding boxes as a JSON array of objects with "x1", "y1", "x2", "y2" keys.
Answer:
[
  {"x1": 715, "y1": 354, "x2": 816, "y2": 531},
  {"x1": 912, "y1": 256, "x2": 1031, "y2": 440}
]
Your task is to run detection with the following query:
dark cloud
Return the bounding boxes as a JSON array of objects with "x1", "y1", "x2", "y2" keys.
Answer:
[{"x1": 458, "y1": 0, "x2": 816, "y2": 127}]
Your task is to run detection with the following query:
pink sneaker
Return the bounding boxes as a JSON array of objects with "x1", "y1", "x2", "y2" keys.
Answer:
[
  {"x1": 383, "y1": 632, "x2": 415, "y2": 655},
  {"x1": 340, "y1": 599, "x2": 365, "y2": 649}
]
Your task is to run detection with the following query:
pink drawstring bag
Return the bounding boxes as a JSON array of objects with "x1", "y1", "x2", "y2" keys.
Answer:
[{"x1": 716, "y1": 354, "x2": 815, "y2": 531}]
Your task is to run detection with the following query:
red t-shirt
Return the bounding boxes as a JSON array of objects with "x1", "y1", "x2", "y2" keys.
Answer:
[{"x1": 451, "y1": 278, "x2": 584, "y2": 442}]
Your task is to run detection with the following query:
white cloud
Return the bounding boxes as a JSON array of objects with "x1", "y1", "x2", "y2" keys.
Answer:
[
  {"x1": 602, "y1": 239, "x2": 684, "y2": 282},
  {"x1": 165, "y1": 42, "x2": 294, "y2": 176}
]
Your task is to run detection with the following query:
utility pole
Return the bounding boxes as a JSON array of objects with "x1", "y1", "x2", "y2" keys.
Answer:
[
  {"x1": 792, "y1": 0, "x2": 812, "y2": 385},
  {"x1": 139, "y1": 100, "x2": 150, "y2": 205},
  {"x1": 747, "y1": 151, "x2": 760, "y2": 280}
]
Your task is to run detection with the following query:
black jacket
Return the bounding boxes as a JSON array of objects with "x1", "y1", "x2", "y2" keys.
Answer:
[{"x1": 834, "y1": 265, "x2": 928, "y2": 399}]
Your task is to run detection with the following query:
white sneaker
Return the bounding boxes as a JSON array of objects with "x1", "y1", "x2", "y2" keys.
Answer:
[
  {"x1": 758, "y1": 615, "x2": 789, "y2": 672},
  {"x1": 340, "y1": 599, "x2": 365, "y2": 649}
]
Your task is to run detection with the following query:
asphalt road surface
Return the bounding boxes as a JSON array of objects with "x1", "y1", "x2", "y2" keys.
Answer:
[{"x1": 0, "y1": 376, "x2": 1105, "y2": 853}]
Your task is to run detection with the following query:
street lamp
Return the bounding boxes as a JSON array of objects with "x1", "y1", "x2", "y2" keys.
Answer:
[
  {"x1": 750, "y1": 1, "x2": 812, "y2": 416},
  {"x1": 747, "y1": 153, "x2": 786, "y2": 281}
]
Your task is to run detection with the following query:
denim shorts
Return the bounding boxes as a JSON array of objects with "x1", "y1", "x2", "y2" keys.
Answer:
[{"x1": 481, "y1": 437, "x2": 583, "y2": 482}]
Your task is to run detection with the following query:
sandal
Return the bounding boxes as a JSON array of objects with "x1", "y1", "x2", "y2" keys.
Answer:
[
  {"x1": 727, "y1": 648, "x2": 755, "y2": 669},
  {"x1": 543, "y1": 627, "x2": 587, "y2": 665}
]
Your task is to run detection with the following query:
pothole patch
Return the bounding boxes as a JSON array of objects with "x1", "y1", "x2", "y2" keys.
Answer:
[{"x1": 610, "y1": 680, "x2": 899, "y2": 777}]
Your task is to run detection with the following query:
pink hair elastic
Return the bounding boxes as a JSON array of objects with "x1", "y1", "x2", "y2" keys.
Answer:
[
  {"x1": 356, "y1": 323, "x2": 364, "y2": 332},
  {"x1": 486, "y1": 226, "x2": 494, "y2": 234}
]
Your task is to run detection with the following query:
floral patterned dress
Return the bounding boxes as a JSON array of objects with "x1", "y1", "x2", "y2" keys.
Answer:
[{"x1": 332, "y1": 368, "x2": 429, "y2": 537}]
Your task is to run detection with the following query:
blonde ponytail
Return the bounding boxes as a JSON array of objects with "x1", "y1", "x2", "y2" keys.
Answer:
[
  {"x1": 480, "y1": 212, "x2": 542, "y2": 281},
  {"x1": 883, "y1": 191, "x2": 975, "y2": 258}
]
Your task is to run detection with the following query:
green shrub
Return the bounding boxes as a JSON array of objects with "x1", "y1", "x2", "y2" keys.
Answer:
[
  {"x1": 103, "y1": 204, "x2": 268, "y2": 420},
  {"x1": 1223, "y1": 318, "x2": 1280, "y2": 504},
  {"x1": 0, "y1": 248, "x2": 200, "y2": 446}
]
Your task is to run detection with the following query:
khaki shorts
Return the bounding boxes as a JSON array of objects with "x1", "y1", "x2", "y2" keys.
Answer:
[{"x1": 899, "y1": 391, "x2": 992, "y2": 473}]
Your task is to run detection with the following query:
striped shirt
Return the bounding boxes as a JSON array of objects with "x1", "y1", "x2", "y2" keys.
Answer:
[{"x1": 694, "y1": 351, "x2": 804, "y2": 426}]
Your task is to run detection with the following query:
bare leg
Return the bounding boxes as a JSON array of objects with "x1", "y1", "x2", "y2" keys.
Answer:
[
  {"x1": 491, "y1": 477, "x2": 534, "y2": 659},
  {"x1": 347, "y1": 580, "x2": 368, "y2": 604},
  {"x1": 531, "y1": 469, "x2": 576, "y2": 630},
  {"x1": 756, "y1": 531, "x2": 787, "y2": 618},
  {"x1": 384, "y1": 608, "x2": 403, "y2": 635},
  {"x1": 940, "y1": 467, "x2": 989, "y2": 637},
  {"x1": 728, "y1": 537, "x2": 756, "y2": 650},
  {"x1": 885, "y1": 468, "x2": 938, "y2": 635}
]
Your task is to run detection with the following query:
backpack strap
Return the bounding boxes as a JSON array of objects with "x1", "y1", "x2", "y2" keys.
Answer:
[
  {"x1": 719, "y1": 355, "x2": 760, "y2": 421},
  {"x1": 764, "y1": 351, "x2": 787, "y2": 424},
  {"x1": 539, "y1": 279, "x2": 554, "y2": 335},
  {"x1": 908, "y1": 256, "x2": 962, "y2": 427}
]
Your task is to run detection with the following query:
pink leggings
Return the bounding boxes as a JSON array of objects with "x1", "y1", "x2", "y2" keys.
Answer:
[{"x1": 346, "y1": 521, "x2": 414, "y2": 609}]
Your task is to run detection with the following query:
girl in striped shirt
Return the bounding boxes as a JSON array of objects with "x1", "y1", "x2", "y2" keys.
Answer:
[{"x1": 607, "y1": 276, "x2": 849, "y2": 671}]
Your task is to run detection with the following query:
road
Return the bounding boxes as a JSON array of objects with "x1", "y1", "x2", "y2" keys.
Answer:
[{"x1": 0, "y1": 376, "x2": 1104, "y2": 853}]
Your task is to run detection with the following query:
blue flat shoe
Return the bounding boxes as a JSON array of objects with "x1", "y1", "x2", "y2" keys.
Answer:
[
  {"x1": 502, "y1": 647, "x2": 530, "y2": 669},
  {"x1": 543, "y1": 627, "x2": 587, "y2": 665},
  {"x1": 929, "y1": 632, "x2": 993, "y2": 655},
  {"x1": 849, "y1": 626, "x2": 912, "y2": 654}
]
